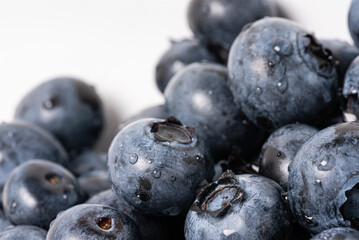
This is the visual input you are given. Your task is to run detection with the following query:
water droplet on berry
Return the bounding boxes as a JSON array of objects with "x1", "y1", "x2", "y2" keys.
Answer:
[
  {"x1": 129, "y1": 154, "x2": 138, "y2": 164},
  {"x1": 276, "y1": 79, "x2": 288, "y2": 94},
  {"x1": 255, "y1": 87, "x2": 263, "y2": 95},
  {"x1": 317, "y1": 154, "x2": 335, "y2": 171},
  {"x1": 152, "y1": 169, "x2": 161, "y2": 179},
  {"x1": 43, "y1": 100, "x2": 54, "y2": 109},
  {"x1": 272, "y1": 38, "x2": 293, "y2": 56},
  {"x1": 10, "y1": 202, "x2": 17, "y2": 213}
]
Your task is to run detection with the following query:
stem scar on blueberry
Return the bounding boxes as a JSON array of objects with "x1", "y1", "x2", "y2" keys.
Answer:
[
  {"x1": 150, "y1": 116, "x2": 195, "y2": 143},
  {"x1": 96, "y1": 217, "x2": 112, "y2": 231},
  {"x1": 191, "y1": 170, "x2": 243, "y2": 217}
]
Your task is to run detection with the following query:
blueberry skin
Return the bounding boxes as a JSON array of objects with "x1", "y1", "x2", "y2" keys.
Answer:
[
  {"x1": 185, "y1": 171, "x2": 291, "y2": 240},
  {"x1": 2, "y1": 159, "x2": 85, "y2": 229},
  {"x1": 107, "y1": 117, "x2": 214, "y2": 216},
  {"x1": 288, "y1": 122, "x2": 359, "y2": 234},
  {"x1": 0, "y1": 211, "x2": 12, "y2": 232},
  {"x1": 187, "y1": 0, "x2": 276, "y2": 53},
  {"x1": 69, "y1": 150, "x2": 107, "y2": 176},
  {"x1": 349, "y1": 0, "x2": 359, "y2": 48},
  {"x1": 0, "y1": 225, "x2": 47, "y2": 240},
  {"x1": 78, "y1": 170, "x2": 111, "y2": 197},
  {"x1": 116, "y1": 104, "x2": 169, "y2": 133},
  {"x1": 0, "y1": 121, "x2": 69, "y2": 203},
  {"x1": 14, "y1": 77, "x2": 104, "y2": 154},
  {"x1": 259, "y1": 123, "x2": 318, "y2": 190},
  {"x1": 165, "y1": 62, "x2": 266, "y2": 160},
  {"x1": 343, "y1": 56, "x2": 359, "y2": 121},
  {"x1": 87, "y1": 189, "x2": 170, "y2": 240},
  {"x1": 156, "y1": 39, "x2": 219, "y2": 93},
  {"x1": 321, "y1": 39, "x2": 359, "y2": 86},
  {"x1": 310, "y1": 227, "x2": 359, "y2": 240},
  {"x1": 46, "y1": 204, "x2": 141, "y2": 240},
  {"x1": 228, "y1": 17, "x2": 338, "y2": 130}
]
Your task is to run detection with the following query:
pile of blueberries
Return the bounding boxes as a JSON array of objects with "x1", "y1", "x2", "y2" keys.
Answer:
[{"x1": 2, "y1": 0, "x2": 359, "y2": 239}]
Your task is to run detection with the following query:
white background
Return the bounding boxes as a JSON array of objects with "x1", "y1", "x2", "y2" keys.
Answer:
[{"x1": 0, "y1": 0, "x2": 353, "y2": 149}]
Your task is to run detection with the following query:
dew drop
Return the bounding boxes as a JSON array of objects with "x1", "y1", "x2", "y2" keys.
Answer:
[
  {"x1": 315, "y1": 179, "x2": 321, "y2": 184},
  {"x1": 10, "y1": 202, "x2": 17, "y2": 213},
  {"x1": 134, "y1": 195, "x2": 142, "y2": 204},
  {"x1": 277, "y1": 152, "x2": 281, "y2": 157},
  {"x1": 208, "y1": 90, "x2": 213, "y2": 95},
  {"x1": 195, "y1": 155, "x2": 201, "y2": 161},
  {"x1": 276, "y1": 79, "x2": 288, "y2": 94},
  {"x1": 268, "y1": 61, "x2": 275, "y2": 67},
  {"x1": 273, "y1": 38, "x2": 293, "y2": 56},
  {"x1": 317, "y1": 154, "x2": 335, "y2": 171},
  {"x1": 119, "y1": 143, "x2": 124, "y2": 147},
  {"x1": 63, "y1": 194, "x2": 68, "y2": 200},
  {"x1": 255, "y1": 87, "x2": 263, "y2": 95},
  {"x1": 148, "y1": 159, "x2": 153, "y2": 164},
  {"x1": 129, "y1": 154, "x2": 138, "y2": 164},
  {"x1": 152, "y1": 169, "x2": 161, "y2": 179},
  {"x1": 7, "y1": 131, "x2": 13, "y2": 137},
  {"x1": 43, "y1": 100, "x2": 54, "y2": 109}
]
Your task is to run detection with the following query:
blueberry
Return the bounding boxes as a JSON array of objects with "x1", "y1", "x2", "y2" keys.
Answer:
[
  {"x1": 310, "y1": 227, "x2": 359, "y2": 240},
  {"x1": 187, "y1": 0, "x2": 276, "y2": 58},
  {"x1": 107, "y1": 117, "x2": 214, "y2": 216},
  {"x1": 165, "y1": 62, "x2": 266, "y2": 160},
  {"x1": 2, "y1": 159, "x2": 85, "y2": 229},
  {"x1": 0, "y1": 121, "x2": 69, "y2": 204},
  {"x1": 14, "y1": 77, "x2": 104, "y2": 155},
  {"x1": 259, "y1": 123, "x2": 318, "y2": 190},
  {"x1": 288, "y1": 122, "x2": 359, "y2": 234},
  {"x1": 155, "y1": 39, "x2": 219, "y2": 93},
  {"x1": 349, "y1": 0, "x2": 359, "y2": 48},
  {"x1": 0, "y1": 211, "x2": 12, "y2": 232},
  {"x1": 69, "y1": 150, "x2": 107, "y2": 176},
  {"x1": 78, "y1": 170, "x2": 111, "y2": 197},
  {"x1": 343, "y1": 56, "x2": 359, "y2": 122},
  {"x1": 87, "y1": 189, "x2": 170, "y2": 240},
  {"x1": 0, "y1": 225, "x2": 47, "y2": 240},
  {"x1": 185, "y1": 170, "x2": 291, "y2": 239},
  {"x1": 116, "y1": 104, "x2": 169, "y2": 133},
  {"x1": 46, "y1": 204, "x2": 141, "y2": 240},
  {"x1": 321, "y1": 39, "x2": 359, "y2": 86},
  {"x1": 228, "y1": 17, "x2": 338, "y2": 130}
]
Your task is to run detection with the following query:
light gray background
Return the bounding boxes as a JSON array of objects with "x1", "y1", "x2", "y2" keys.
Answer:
[{"x1": 0, "y1": 0, "x2": 353, "y2": 149}]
